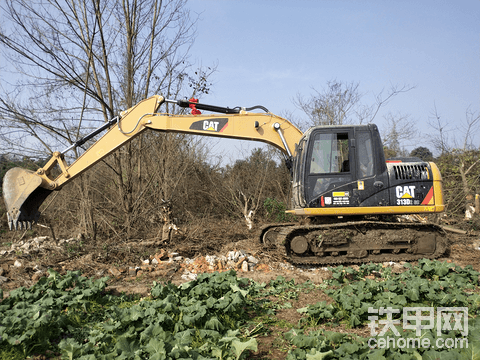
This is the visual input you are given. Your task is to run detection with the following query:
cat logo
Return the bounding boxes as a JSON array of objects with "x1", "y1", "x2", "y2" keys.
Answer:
[
  {"x1": 189, "y1": 118, "x2": 228, "y2": 133},
  {"x1": 203, "y1": 121, "x2": 219, "y2": 131},
  {"x1": 396, "y1": 185, "x2": 415, "y2": 199}
]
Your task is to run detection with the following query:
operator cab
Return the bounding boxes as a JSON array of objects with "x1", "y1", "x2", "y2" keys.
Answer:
[{"x1": 291, "y1": 124, "x2": 388, "y2": 209}]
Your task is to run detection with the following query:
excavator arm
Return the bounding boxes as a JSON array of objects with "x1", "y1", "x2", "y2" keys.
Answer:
[{"x1": 2, "y1": 95, "x2": 303, "y2": 230}]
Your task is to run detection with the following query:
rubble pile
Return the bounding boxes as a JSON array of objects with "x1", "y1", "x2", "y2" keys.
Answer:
[
  {"x1": 0, "y1": 236, "x2": 290, "y2": 285},
  {"x1": 119, "y1": 248, "x2": 273, "y2": 282},
  {"x1": 0, "y1": 236, "x2": 67, "y2": 257}
]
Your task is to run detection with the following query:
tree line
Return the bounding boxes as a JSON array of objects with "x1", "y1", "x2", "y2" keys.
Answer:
[{"x1": 0, "y1": 0, "x2": 478, "y2": 240}]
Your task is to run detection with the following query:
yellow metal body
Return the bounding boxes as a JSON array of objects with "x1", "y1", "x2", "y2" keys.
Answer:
[{"x1": 34, "y1": 95, "x2": 303, "y2": 190}]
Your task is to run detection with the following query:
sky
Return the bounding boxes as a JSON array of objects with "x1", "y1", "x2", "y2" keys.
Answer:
[
  {"x1": 0, "y1": 0, "x2": 478, "y2": 163},
  {"x1": 186, "y1": 0, "x2": 480, "y2": 160}
]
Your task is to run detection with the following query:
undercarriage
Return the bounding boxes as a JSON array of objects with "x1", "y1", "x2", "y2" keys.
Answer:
[{"x1": 260, "y1": 219, "x2": 448, "y2": 265}]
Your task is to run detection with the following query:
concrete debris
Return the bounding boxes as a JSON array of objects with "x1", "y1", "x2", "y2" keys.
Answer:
[
  {"x1": 181, "y1": 271, "x2": 197, "y2": 281},
  {"x1": 278, "y1": 262, "x2": 295, "y2": 270},
  {"x1": 472, "y1": 239, "x2": 480, "y2": 251},
  {"x1": 128, "y1": 267, "x2": 137, "y2": 277},
  {"x1": 109, "y1": 268, "x2": 121, "y2": 277},
  {"x1": 0, "y1": 236, "x2": 67, "y2": 257},
  {"x1": 465, "y1": 205, "x2": 475, "y2": 220},
  {"x1": 0, "y1": 236, "x2": 340, "y2": 283}
]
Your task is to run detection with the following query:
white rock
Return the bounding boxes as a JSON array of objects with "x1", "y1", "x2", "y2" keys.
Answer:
[
  {"x1": 0, "y1": 276, "x2": 9, "y2": 284},
  {"x1": 247, "y1": 256, "x2": 258, "y2": 264},
  {"x1": 238, "y1": 250, "x2": 248, "y2": 257},
  {"x1": 227, "y1": 251, "x2": 237, "y2": 261},
  {"x1": 151, "y1": 258, "x2": 159, "y2": 265},
  {"x1": 205, "y1": 255, "x2": 217, "y2": 265},
  {"x1": 173, "y1": 256, "x2": 183, "y2": 262},
  {"x1": 0, "y1": 250, "x2": 6, "y2": 256},
  {"x1": 181, "y1": 271, "x2": 197, "y2": 281},
  {"x1": 14, "y1": 260, "x2": 22, "y2": 267},
  {"x1": 241, "y1": 261, "x2": 249, "y2": 272},
  {"x1": 142, "y1": 259, "x2": 150, "y2": 265},
  {"x1": 383, "y1": 261, "x2": 396, "y2": 267},
  {"x1": 35, "y1": 236, "x2": 49, "y2": 243}
]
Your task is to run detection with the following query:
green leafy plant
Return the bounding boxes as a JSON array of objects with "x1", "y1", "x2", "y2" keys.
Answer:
[{"x1": 299, "y1": 259, "x2": 480, "y2": 328}]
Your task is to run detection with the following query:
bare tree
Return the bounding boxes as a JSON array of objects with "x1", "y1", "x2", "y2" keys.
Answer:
[
  {"x1": 210, "y1": 148, "x2": 281, "y2": 230},
  {"x1": 294, "y1": 80, "x2": 414, "y2": 128},
  {"x1": 427, "y1": 104, "x2": 452, "y2": 156},
  {"x1": 294, "y1": 80, "x2": 362, "y2": 127},
  {"x1": 429, "y1": 106, "x2": 480, "y2": 219},
  {"x1": 381, "y1": 112, "x2": 417, "y2": 157},
  {"x1": 0, "y1": 0, "x2": 215, "y2": 237}
]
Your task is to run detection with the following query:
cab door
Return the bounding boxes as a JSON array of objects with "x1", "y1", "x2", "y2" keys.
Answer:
[
  {"x1": 352, "y1": 128, "x2": 390, "y2": 207},
  {"x1": 305, "y1": 128, "x2": 355, "y2": 206}
]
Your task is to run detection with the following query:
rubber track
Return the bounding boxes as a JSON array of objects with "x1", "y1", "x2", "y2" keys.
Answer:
[{"x1": 260, "y1": 221, "x2": 448, "y2": 266}]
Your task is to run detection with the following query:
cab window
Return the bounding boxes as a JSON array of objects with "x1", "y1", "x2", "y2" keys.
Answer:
[
  {"x1": 309, "y1": 133, "x2": 350, "y2": 174},
  {"x1": 307, "y1": 132, "x2": 351, "y2": 202},
  {"x1": 356, "y1": 131, "x2": 374, "y2": 178}
]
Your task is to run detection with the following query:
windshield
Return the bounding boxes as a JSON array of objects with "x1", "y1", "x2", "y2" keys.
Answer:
[
  {"x1": 306, "y1": 132, "x2": 352, "y2": 202},
  {"x1": 309, "y1": 133, "x2": 349, "y2": 174}
]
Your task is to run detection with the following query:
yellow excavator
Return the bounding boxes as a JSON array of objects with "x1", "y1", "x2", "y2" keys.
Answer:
[{"x1": 2, "y1": 95, "x2": 446, "y2": 264}]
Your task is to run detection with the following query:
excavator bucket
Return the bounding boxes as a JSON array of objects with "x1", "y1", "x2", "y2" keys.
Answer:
[{"x1": 2, "y1": 168, "x2": 52, "y2": 230}]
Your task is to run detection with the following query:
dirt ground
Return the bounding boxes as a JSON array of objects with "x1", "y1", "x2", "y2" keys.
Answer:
[
  {"x1": 0, "y1": 218, "x2": 479, "y2": 300},
  {"x1": 1, "y1": 217, "x2": 479, "y2": 360}
]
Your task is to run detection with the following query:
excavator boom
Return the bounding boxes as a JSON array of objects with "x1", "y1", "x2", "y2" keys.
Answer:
[{"x1": 2, "y1": 95, "x2": 303, "y2": 230}]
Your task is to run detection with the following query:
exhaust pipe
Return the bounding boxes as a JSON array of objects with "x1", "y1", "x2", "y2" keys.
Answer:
[{"x1": 2, "y1": 168, "x2": 52, "y2": 230}]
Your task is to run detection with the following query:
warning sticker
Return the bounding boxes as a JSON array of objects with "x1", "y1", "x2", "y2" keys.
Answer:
[{"x1": 332, "y1": 191, "x2": 349, "y2": 205}]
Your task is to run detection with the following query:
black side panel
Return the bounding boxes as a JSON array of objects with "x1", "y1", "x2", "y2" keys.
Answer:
[{"x1": 387, "y1": 162, "x2": 434, "y2": 206}]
